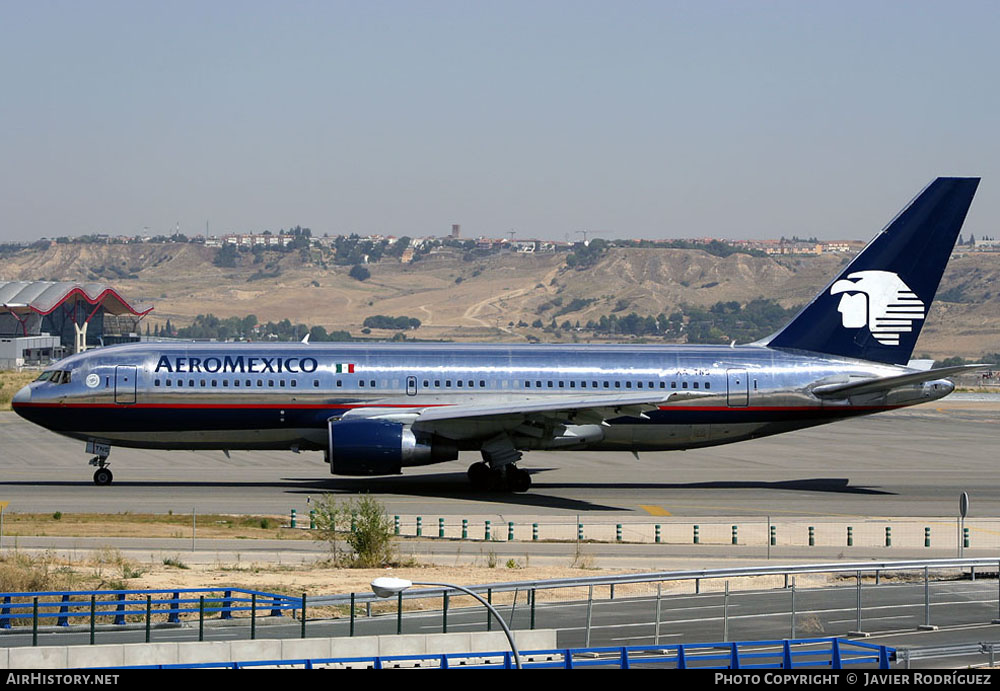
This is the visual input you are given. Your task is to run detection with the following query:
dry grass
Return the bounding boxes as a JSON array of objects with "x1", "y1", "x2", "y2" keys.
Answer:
[
  {"x1": 1, "y1": 512, "x2": 307, "y2": 540},
  {"x1": 0, "y1": 370, "x2": 36, "y2": 411},
  {"x1": 0, "y1": 552, "x2": 84, "y2": 593}
]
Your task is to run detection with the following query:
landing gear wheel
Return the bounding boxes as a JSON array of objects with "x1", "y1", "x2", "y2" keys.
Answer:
[
  {"x1": 467, "y1": 462, "x2": 491, "y2": 490},
  {"x1": 508, "y1": 467, "x2": 531, "y2": 493},
  {"x1": 93, "y1": 467, "x2": 113, "y2": 486}
]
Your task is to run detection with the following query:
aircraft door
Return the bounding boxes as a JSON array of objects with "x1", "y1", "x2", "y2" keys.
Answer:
[
  {"x1": 115, "y1": 366, "x2": 137, "y2": 404},
  {"x1": 406, "y1": 376, "x2": 417, "y2": 396},
  {"x1": 726, "y1": 368, "x2": 748, "y2": 407}
]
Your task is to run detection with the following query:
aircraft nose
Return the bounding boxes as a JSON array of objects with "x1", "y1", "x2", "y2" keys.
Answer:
[{"x1": 12, "y1": 384, "x2": 31, "y2": 406}]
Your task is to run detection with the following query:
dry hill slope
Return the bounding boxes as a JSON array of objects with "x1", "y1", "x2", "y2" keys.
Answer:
[{"x1": 0, "y1": 244, "x2": 996, "y2": 358}]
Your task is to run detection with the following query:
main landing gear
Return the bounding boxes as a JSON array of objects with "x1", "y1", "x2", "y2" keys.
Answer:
[
  {"x1": 89, "y1": 456, "x2": 113, "y2": 486},
  {"x1": 467, "y1": 461, "x2": 531, "y2": 493}
]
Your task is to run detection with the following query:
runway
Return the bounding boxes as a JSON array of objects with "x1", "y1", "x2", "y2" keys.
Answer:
[{"x1": 1, "y1": 397, "x2": 997, "y2": 519}]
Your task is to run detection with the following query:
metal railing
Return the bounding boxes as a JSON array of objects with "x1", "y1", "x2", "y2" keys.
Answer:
[
  {"x1": 0, "y1": 588, "x2": 300, "y2": 645},
  {"x1": 898, "y1": 642, "x2": 1000, "y2": 668},
  {"x1": 312, "y1": 558, "x2": 1000, "y2": 642},
  {"x1": 313, "y1": 558, "x2": 1000, "y2": 605},
  {"x1": 2, "y1": 559, "x2": 997, "y2": 648},
  {"x1": 104, "y1": 637, "x2": 895, "y2": 670}
]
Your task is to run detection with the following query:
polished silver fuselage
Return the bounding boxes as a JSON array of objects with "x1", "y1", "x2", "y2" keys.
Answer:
[{"x1": 12, "y1": 341, "x2": 954, "y2": 456}]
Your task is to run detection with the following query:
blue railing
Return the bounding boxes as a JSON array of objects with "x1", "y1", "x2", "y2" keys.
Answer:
[
  {"x1": 108, "y1": 637, "x2": 895, "y2": 670},
  {"x1": 0, "y1": 588, "x2": 299, "y2": 629}
]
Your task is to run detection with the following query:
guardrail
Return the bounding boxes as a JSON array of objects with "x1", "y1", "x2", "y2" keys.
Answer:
[
  {"x1": 106, "y1": 637, "x2": 895, "y2": 670},
  {"x1": 3, "y1": 559, "x2": 997, "y2": 649},
  {"x1": 312, "y1": 558, "x2": 1000, "y2": 643},
  {"x1": 898, "y1": 642, "x2": 1000, "y2": 668},
  {"x1": 311, "y1": 557, "x2": 1000, "y2": 606},
  {"x1": 0, "y1": 588, "x2": 299, "y2": 645}
]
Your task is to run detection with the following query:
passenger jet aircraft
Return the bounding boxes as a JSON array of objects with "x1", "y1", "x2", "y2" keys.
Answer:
[{"x1": 12, "y1": 178, "x2": 987, "y2": 491}]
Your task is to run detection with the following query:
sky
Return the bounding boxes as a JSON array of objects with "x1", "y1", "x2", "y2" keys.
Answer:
[{"x1": 2, "y1": 1, "x2": 998, "y2": 242}]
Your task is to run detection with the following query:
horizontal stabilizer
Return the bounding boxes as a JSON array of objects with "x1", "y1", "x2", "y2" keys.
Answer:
[{"x1": 811, "y1": 364, "x2": 992, "y2": 399}]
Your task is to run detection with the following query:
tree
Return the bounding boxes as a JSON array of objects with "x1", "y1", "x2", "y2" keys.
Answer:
[
  {"x1": 349, "y1": 264, "x2": 370, "y2": 281},
  {"x1": 213, "y1": 244, "x2": 239, "y2": 268}
]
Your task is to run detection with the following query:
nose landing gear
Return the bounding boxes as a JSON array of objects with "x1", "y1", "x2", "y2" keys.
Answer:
[
  {"x1": 88, "y1": 456, "x2": 113, "y2": 486},
  {"x1": 85, "y1": 440, "x2": 113, "y2": 486},
  {"x1": 92, "y1": 464, "x2": 113, "y2": 486}
]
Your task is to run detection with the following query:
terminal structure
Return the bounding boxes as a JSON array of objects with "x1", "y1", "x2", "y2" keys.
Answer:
[{"x1": 0, "y1": 281, "x2": 152, "y2": 368}]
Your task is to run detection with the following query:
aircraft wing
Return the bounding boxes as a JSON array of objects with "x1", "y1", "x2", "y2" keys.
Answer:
[
  {"x1": 810, "y1": 364, "x2": 992, "y2": 399},
  {"x1": 341, "y1": 390, "x2": 711, "y2": 428}
]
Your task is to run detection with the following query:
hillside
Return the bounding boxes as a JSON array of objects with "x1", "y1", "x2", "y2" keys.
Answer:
[{"x1": 0, "y1": 243, "x2": 997, "y2": 359}]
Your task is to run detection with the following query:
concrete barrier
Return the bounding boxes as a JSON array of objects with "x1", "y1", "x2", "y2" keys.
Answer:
[
  {"x1": 7, "y1": 646, "x2": 68, "y2": 669},
  {"x1": 66, "y1": 645, "x2": 124, "y2": 670},
  {"x1": 122, "y1": 643, "x2": 179, "y2": 668},
  {"x1": 4, "y1": 630, "x2": 558, "y2": 669}
]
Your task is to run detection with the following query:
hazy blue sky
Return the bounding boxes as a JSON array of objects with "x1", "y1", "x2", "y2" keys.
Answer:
[{"x1": 2, "y1": 1, "x2": 998, "y2": 242}]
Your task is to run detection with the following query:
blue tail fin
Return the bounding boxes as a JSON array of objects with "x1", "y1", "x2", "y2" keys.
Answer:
[{"x1": 766, "y1": 177, "x2": 980, "y2": 364}]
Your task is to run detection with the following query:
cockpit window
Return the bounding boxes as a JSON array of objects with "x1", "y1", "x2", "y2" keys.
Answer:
[{"x1": 35, "y1": 370, "x2": 71, "y2": 384}]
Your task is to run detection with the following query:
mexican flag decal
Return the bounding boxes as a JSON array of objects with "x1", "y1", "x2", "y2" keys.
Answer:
[{"x1": 335, "y1": 363, "x2": 355, "y2": 373}]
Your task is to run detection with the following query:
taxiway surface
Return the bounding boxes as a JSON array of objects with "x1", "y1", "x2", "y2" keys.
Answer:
[{"x1": 1, "y1": 397, "x2": 997, "y2": 520}]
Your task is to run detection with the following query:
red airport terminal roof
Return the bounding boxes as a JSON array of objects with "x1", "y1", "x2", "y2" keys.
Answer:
[{"x1": 0, "y1": 281, "x2": 153, "y2": 317}]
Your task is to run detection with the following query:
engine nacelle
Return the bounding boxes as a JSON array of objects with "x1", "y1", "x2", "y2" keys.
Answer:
[{"x1": 327, "y1": 418, "x2": 457, "y2": 476}]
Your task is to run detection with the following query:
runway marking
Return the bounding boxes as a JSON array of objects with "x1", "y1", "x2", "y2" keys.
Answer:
[{"x1": 639, "y1": 505, "x2": 672, "y2": 517}]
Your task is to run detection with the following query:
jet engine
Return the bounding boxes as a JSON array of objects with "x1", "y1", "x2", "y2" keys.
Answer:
[{"x1": 327, "y1": 418, "x2": 457, "y2": 476}]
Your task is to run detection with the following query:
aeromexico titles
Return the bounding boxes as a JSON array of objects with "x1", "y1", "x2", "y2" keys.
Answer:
[{"x1": 13, "y1": 178, "x2": 990, "y2": 491}]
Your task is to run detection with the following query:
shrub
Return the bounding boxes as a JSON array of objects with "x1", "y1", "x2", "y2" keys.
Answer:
[{"x1": 314, "y1": 494, "x2": 395, "y2": 568}]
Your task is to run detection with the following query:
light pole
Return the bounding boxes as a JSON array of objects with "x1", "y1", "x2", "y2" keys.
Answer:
[{"x1": 371, "y1": 577, "x2": 522, "y2": 669}]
